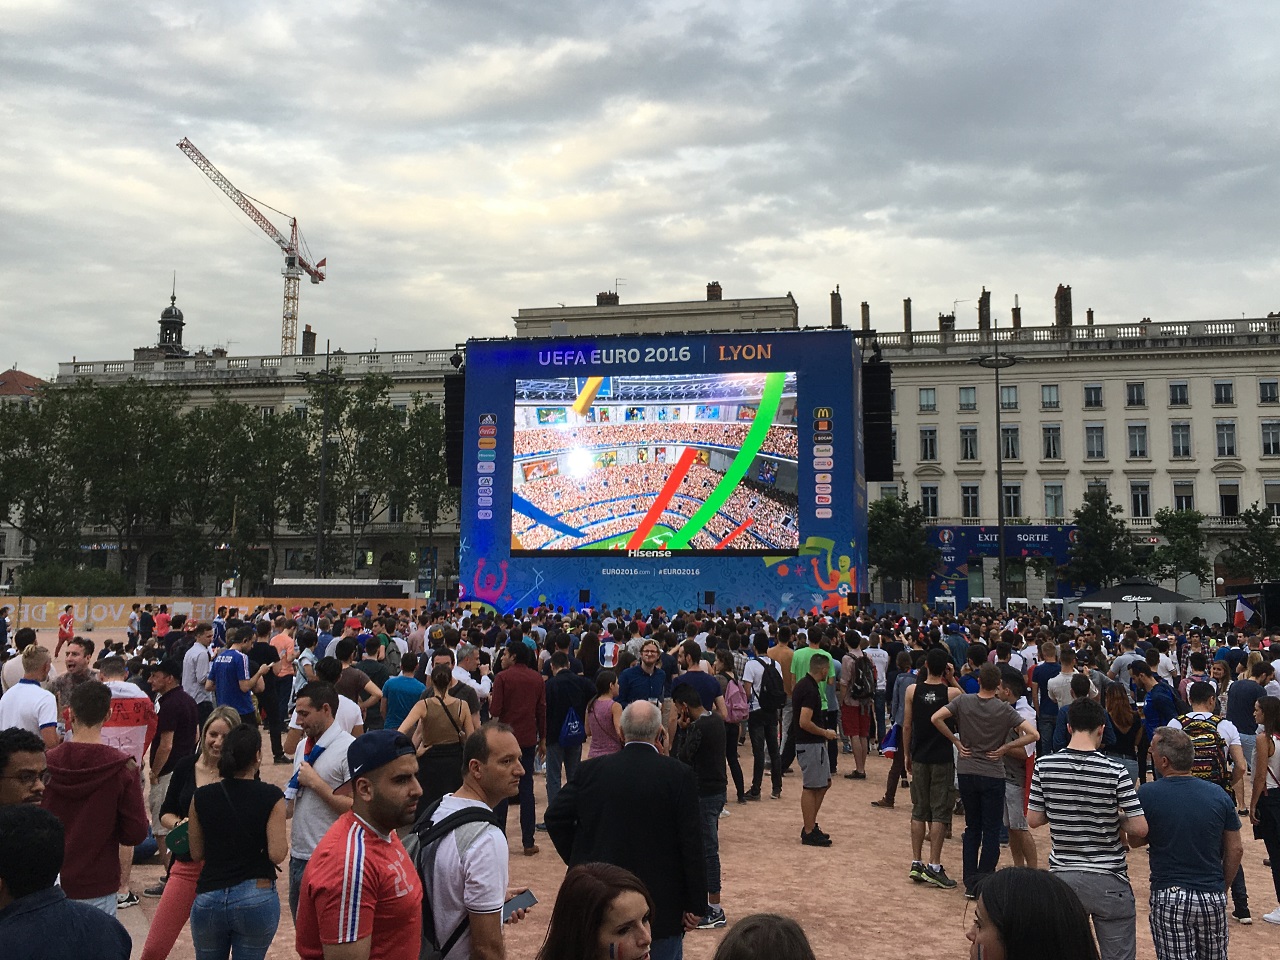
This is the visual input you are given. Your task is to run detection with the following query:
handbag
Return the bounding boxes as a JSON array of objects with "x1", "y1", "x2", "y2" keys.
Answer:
[{"x1": 165, "y1": 818, "x2": 191, "y2": 857}]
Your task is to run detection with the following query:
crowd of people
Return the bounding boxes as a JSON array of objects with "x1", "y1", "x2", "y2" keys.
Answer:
[
  {"x1": 1, "y1": 597, "x2": 1279, "y2": 960},
  {"x1": 514, "y1": 462, "x2": 799, "y2": 550},
  {"x1": 512, "y1": 421, "x2": 799, "y2": 462}
]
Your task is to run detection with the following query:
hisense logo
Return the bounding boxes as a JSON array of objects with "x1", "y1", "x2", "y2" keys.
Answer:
[{"x1": 628, "y1": 549, "x2": 672, "y2": 557}]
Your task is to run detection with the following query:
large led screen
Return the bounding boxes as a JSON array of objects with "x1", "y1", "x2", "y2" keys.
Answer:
[{"x1": 510, "y1": 372, "x2": 798, "y2": 556}]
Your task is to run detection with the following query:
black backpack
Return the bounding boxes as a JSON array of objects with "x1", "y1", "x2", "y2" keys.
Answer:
[
  {"x1": 847, "y1": 655, "x2": 876, "y2": 702},
  {"x1": 753, "y1": 656, "x2": 787, "y2": 712},
  {"x1": 409, "y1": 798, "x2": 503, "y2": 960}
]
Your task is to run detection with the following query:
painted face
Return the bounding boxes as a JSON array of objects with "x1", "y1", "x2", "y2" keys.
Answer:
[
  {"x1": 967, "y1": 896, "x2": 1006, "y2": 960},
  {"x1": 597, "y1": 890, "x2": 652, "y2": 960}
]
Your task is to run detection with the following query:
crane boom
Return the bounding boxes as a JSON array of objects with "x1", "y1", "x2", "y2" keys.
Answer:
[{"x1": 176, "y1": 137, "x2": 326, "y2": 354}]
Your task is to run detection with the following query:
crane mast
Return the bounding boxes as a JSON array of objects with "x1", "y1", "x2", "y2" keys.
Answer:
[{"x1": 176, "y1": 137, "x2": 326, "y2": 355}]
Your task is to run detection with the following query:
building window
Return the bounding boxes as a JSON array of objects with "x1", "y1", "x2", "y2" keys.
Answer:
[
  {"x1": 1125, "y1": 382, "x2": 1146, "y2": 408},
  {"x1": 890, "y1": 389, "x2": 896, "y2": 413},
  {"x1": 1001, "y1": 425, "x2": 1021, "y2": 460},
  {"x1": 919, "y1": 388, "x2": 936, "y2": 412},
  {"x1": 1170, "y1": 422, "x2": 1192, "y2": 458},
  {"x1": 1127, "y1": 423, "x2": 1148, "y2": 459},
  {"x1": 880, "y1": 485, "x2": 899, "y2": 501},
  {"x1": 1261, "y1": 380, "x2": 1279, "y2": 405},
  {"x1": 1044, "y1": 483, "x2": 1064, "y2": 520},
  {"x1": 958, "y1": 386, "x2": 977, "y2": 411},
  {"x1": 959, "y1": 426, "x2": 978, "y2": 461},
  {"x1": 919, "y1": 427, "x2": 938, "y2": 462},
  {"x1": 1130, "y1": 482, "x2": 1151, "y2": 519},
  {"x1": 1265, "y1": 481, "x2": 1280, "y2": 518},
  {"x1": 0, "y1": 533, "x2": 6, "y2": 555},
  {"x1": 388, "y1": 501, "x2": 405, "y2": 523},
  {"x1": 961, "y1": 484, "x2": 981, "y2": 519},
  {"x1": 1219, "y1": 482, "x2": 1240, "y2": 517},
  {"x1": 1213, "y1": 380, "x2": 1235, "y2": 405},
  {"x1": 1042, "y1": 424, "x2": 1062, "y2": 460},
  {"x1": 920, "y1": 485, "x2": 939, "y2": 519},
  {"x1": 1215, "y1": 421, "x2": 1237, "y2": 457},
  {"x1": 1173, "y1": 481, "x2": 1195, "y2": 512},
  {"x1": 1000, "y1": 384, "x2": 1019, "y2": 411},
  {"x1": 1087, "y1": 479, "x2": 1109, "y2": 497},
  {"x1": 293, "y1": 406, "x2": 307, "y2": 421},
  {"x1": 355, "y1": 492, "x2": 372, "y2": 525},
  {"x1": 1041, "y1": 384, "x2": 1059, "y2": 410},
  {"x1": 1002, "y1": 483, "x2": 1022, "y2": 518},
  {"x1": 1263, "y1": 421, "x2": 1280, "y2": 457},
  {"x1": 890, "y1": 427, "x2": 898, "y2": 462},
  {"x1": 1084, "y1": 384, "x2": 1103, "y2": 409},
  {"x1": 1168, "y1": 381, "x2": 1189, "y2": 406},
  {"x1": 258, "y1": 406, "x2": 275, "y2": 420},
  {"x1": 1085, "y1": 424, "x2": 1106, "y2": 459}
]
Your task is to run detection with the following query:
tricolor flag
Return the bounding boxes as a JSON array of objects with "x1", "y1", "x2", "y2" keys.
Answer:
[{"x1": 1234, "y1": 594, "x2": 1257, "y2": 630}]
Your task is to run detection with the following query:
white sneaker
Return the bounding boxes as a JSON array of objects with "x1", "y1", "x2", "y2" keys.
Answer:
[
  {"x1": 719, "y1": 807, "x2": 731, "y2": 818},
  {"x1": 1263, "y1": 907, "x2": 1280, "y2": 925}
]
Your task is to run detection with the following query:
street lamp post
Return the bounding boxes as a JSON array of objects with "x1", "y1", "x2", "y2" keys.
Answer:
[{"x1": 971, "y1": 324, "x2": 1021, "y2": 610}]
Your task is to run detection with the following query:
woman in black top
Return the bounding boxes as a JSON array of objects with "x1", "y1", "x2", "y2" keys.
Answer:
[
  {"x1": 187, "y1": 724, "x2": 287, "y2": 960},
  {"x1": 139, "y1": 706, "x2": 241, "y2": 960}
]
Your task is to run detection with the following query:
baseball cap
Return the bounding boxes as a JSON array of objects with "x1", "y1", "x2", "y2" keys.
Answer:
[
  {"x1": 151, "y1": 659, "x2": 183, "y2": 680},
  {"x1": 344, "y1": 617, "x2": 362, "y2": 631},
  {"x1": 335, "y1": 730, "x2": 417, "y2": 796}
]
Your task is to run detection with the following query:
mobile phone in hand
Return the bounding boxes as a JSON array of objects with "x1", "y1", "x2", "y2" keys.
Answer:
[{"x1": 502, "y1": 889, "x2": 537, "y2": 922}]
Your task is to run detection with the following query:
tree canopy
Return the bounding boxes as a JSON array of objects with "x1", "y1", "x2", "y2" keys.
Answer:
[{"x1": 867, "y1": 492, "x2": 940, "y2": 601}]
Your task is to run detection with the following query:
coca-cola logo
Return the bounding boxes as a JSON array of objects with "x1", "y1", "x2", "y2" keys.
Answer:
[{"x1": 1121, "y1": 594, "x2": 1152, "y2": 602}]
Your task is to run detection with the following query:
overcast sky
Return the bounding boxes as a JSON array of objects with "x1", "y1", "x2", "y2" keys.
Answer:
[{"x1": 4, "y1": 1, "x2": 1278, "y2": 377}]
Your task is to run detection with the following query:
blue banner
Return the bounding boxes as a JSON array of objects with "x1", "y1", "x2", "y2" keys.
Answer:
[{"x1": 927, "y1": 524, "x2": 1090, "y2": 610}]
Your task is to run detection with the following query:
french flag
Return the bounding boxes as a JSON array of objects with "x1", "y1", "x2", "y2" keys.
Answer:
[{"x1": 1234, "y1": 594, "x2": 1257, "y2": 630}]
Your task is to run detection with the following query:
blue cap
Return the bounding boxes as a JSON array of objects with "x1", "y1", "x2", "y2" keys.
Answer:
[{"x1": 345, "y1": 730, "x2": 416, "y2": 785}]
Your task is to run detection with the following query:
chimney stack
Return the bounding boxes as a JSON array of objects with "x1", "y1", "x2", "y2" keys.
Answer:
[
  {"x1": 903, "y1": 297, "x2": 913, "y2": 342},
  {"x1": 938, "y1": 313, "x2": 956, "y2": 332},
  {"x1": 977, "y1": 287, "x2": 991, "y2": 331},
  {"x1": 1086, "y1": 307, "x2": 1094, "y2": 326},
  {"x1": 830, "y1": 285, "x2": 843, "y2": 328},
  {"x1": 597, "y1": 291, "x2": 620, "y2": 306},
  {"x1": 1054, "y1": 284, "x2": 1073, "y2": 328},
  {"x1": 706, "y1": 281, "x2": 722, "y2": 301},
  {"x1": 301, "y1": 324, "x2": 317, "y2": 356},
  {"x1": 860, "y1": 301, "x2": 871, "y2": 330},
  {"x1": 1011, "y1": 293, "x2": 1022, "y2": 330}
]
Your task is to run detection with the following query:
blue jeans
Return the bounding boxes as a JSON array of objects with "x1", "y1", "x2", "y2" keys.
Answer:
[
  {"x1": 545, "y1": 740, "x2": 582, "y2": 808},
  {"x1": 697, "y1": 791, "x2": 725, "y2": 896},
  {"x1": 1240, "y1": 733, "x2": 1256, "y2": 771},
  {"x1": 957, "y1": 774, "x2": 1006, "y2": 893},
  {"x1": 190, "y1": 880, "x2": 280, "y2": 960},
  {"x1": 651, "y1": 935, "x2": 684, "y2": 960},
  {"x1": 873, "y1": 690, "x2": 887, "y2": 744},
  {"x1": 495, "y1": 745, "x2": 538, "y2": 849},
  {"x1": 288, "y1": 855, "x2": 308, "y2": 920},
  {"x1": 74, "y1": 893, "x2": 118, "y2": 917}
]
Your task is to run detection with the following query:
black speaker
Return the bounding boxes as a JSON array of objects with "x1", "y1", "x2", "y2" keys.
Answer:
[
  {"x1": 443, "y1": 372, "x2": 466, "y2": 487},
  {"x1": 703, "y1": 591, "x2": 716, "y2": 607},
  {"x1": 861, "y1": 360, "x2": 893, "y2": 482},
  {"x1": 579, "y1": 589, "x2": 591, "y2": 604}
]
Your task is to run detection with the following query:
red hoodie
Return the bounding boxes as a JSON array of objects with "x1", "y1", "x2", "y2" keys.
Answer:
[{"x1": 41, "y1": 741, "x2": 150, "y2": 899}]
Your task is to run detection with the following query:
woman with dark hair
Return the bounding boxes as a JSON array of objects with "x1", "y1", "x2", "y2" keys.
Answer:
[
  {"x1": 534, "y1": 862, "x2": 653, "y2": 960},
  {"x1": 1103, "y1": 684, "x2": 1144, "y2": 784},
  {"x1": 586, "y1": 670, "x2": 624, "y2": 758},
  {"x1": 967, "y1": 867, "x2": 1099, "y2": 960},
  {"x1": 1250, "y1": 695, "x2": 1280, "y2": 924},
  {"x1": 713, "y1": 649, "x2": 748, "y2": 803},
  {"x1": 186, "y1": 724, "x2": 287, "y2": 960},
  {"x1": 712, "y1": 913, "x2": 816, "y2": 960},
  {"x1": 579, "y1": 632, "x2": 602, "y2": 681},
  {"x1": 398, "y1": 658, "x2": 477, "y2": 815}
]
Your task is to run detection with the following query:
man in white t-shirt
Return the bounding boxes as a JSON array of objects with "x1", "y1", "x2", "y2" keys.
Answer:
[
  {"x1": 420, "y1": 722, "x2": 528, "y2": 960},
  {"x1": 742, "y1": 634, "x2": 783, "y2": 799},
  {"x1": 0, "y1": 645, "x2": 58, "y2": 748},
  {"x1": 286, "y1": 681, "x2": 355, "y2": 920},
  {"x1": 1166, "y1": 680, "x2": 1251, "y2": 923},
  {"x1": 864, "y1": 633, "x2": 890, "y2": 746}
]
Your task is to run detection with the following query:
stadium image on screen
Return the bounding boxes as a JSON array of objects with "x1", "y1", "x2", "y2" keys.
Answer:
[{"x1": 510, "y1": 372, "x2": 799, "y2": 556}]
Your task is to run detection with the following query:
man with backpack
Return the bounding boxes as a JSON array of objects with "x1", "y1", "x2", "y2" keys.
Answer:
[
  {"x1": 543, "y1": 651, "x2": 595, "y2": 811},
  {"x1": 409, "y1": 722, "x2": 531, "y2": 960},
  {"x1": 839, "y1": 633, "x2": 877, "y2": 780},
  {"x1": 1167, "y1": 680, "x2": 1252, "y2": 924},
  {"x1": 742, "y1": 633, "x2": 785, "y2": 800}
]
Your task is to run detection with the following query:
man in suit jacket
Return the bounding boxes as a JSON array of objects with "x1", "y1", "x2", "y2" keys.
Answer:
[{"x1": 545, "y1": 700, "x2": 707, "y2": 960}]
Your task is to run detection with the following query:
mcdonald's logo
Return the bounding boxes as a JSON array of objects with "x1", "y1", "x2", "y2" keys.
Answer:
[{"x1": 813, "y1": 406, "x2": 833, "y2": 418}]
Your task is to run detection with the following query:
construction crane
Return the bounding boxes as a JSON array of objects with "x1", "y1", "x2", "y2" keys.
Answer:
[{"x1": 176, "y1": 137, "x2": 326, "y2": 355}]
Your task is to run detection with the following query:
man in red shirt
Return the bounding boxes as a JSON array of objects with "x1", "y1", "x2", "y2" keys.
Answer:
[
  {"x1": 295, "y1": 730, "x2": 423, "y2": 960},
  {"x1": 490, "y1": 641, "x2": 546, "y2": 856},
  {"x1": 55, "y1": 605, "x2": 75, "y2": 658}
]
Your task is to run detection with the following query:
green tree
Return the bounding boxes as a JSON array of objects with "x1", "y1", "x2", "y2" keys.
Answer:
[
  {"x1": 1150, "y1": 508, "x2": 1210, "y2": 587},
  {"x1": 867, "y1": 493, "x2": 940, "y2": 602},
  {"x1": 1222, "y1": 503, "x2": 1280, "y2": 584},
  {"x1": 404, "y1": 394, "x2": 456, "y2": 596},
  {"x1": 1066, "y1": 488, "x2": 1135, "y2": 587}
]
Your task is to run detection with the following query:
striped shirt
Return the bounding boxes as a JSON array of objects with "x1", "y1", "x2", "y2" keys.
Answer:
[{"x1": 1029, "y1": 748, "x2": 1143, "y2": 877}]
